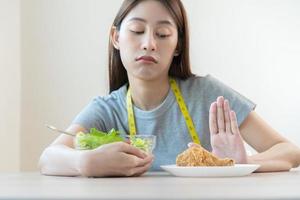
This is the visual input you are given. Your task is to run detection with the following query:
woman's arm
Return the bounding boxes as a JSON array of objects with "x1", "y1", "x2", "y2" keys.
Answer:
[
  {"x1": 209, "y1": 96, "x2": 300, "y2": 172},
  {"x1": 38, "y1": 124, "x2": 87, "y2": 176},
  {"x1": 38, "y1": 124, "x2": 153, "y2": 177},
  {"x1": 240, "y1": 111, "x2": 300, "y2": 172}
]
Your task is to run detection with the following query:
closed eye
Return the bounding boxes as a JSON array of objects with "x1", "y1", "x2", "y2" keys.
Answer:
[
  {"x1": 130, "y1": 30, "x2": 170, "y2": 38},
  {"x1": 130, "y1": 30, "x2": 144, "y2": 34},
  {"x1": 157, "y1": 33, "x2": 170, "y2": 38}
]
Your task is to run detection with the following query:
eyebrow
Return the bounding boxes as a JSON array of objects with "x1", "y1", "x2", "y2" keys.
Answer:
[{"x1": 128, "y1": 17, "x2": 175, "y2": 26}]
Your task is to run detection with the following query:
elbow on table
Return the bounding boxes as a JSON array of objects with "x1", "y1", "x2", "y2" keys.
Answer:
[
  {"x1": 282, "y1": 142, "x2": 300, "y2": 170},
  {"x1": 38, "y1": 147, "x2": 52, "y2": 175},
  {"x1": 292, "y1": 145, "x2": 300, "y2": 168}
]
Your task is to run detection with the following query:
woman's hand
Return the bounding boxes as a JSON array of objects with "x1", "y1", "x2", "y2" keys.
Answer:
[
  {"x1": 79, "y1": 142, "x2": 154, "y2": 177},
  {"x1": 209, "y1": 96, "x2": 247, "y2": 163}
]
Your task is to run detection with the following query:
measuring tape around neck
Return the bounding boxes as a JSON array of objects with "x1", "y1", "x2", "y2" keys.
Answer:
[{"x1": 126, "y1": 77, "x2": 201, "y2": 145}]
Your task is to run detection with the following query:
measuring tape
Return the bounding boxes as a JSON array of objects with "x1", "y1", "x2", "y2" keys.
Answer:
[
  {"x1": 126, "y1": 87, "x2": 137, "y2": 135},
  {"x1": 126, "y1": 77, "x2": 201, "y2": 145}
]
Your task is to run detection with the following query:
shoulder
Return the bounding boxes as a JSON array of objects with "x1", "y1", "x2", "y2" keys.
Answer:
[
  {"x1": 176, "y1": 74, "x2": 223, "y2": 94},
  {"x1": 92, "y1": 84, "x2": 127, "y2": 106},
  {"x1": 72, "y1": 84, "x2": 127, "y2": 131},
  {"x1": 85, "y1": 84, "x2": 127, "y2": 114}
]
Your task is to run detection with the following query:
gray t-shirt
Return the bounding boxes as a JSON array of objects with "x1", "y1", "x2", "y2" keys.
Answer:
[{"x1": 72, "y1": 74, "x2": 256, "y2": 171}]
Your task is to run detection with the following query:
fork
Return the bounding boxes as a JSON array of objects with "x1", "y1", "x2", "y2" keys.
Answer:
[{"x1": 45, "y1": 124, "x2": 76, "y2": 137}]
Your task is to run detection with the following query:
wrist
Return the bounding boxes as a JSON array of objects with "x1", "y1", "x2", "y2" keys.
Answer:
[
  {"x1": 77, "y1": 150, "x2": 93, "y2": 177},
  {"x1": 212, "y1": 149, "x2": 248, "y2": 164}
]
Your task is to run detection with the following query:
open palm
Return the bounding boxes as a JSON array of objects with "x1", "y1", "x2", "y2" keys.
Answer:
[{"x1": 209, "y1": 96, "x2": 247, "y2": 164}]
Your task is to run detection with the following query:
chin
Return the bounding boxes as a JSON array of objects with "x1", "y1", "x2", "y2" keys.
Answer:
[
  {"x1": 133, "y1": 68, "x2": 160, "y2": 81},
  {"x1": 135, "y1": 74, "x2": 158, "y2": 82},
  {"x1": 129, "y1": 65, "x2": 169, "y2": 81}
]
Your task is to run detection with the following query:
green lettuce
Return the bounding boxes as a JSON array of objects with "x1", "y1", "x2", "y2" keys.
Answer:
[
  {"x1": 130, "y1": 137, "x2": 153, "y2": 152},
  {"x1": 75, "y1": 128, "x2": 124, "y2": 150}
]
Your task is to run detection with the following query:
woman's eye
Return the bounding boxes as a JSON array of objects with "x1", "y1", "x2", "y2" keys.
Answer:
[
  {"x1": 130, "y1": 30, "x2": 144, "y2": 34},
  {"x1": 157, "y1": 33, "x2": 170, "y2": 38},
  {"x1": 130, "y1": 30, "x2": 170, "y2": 38}
]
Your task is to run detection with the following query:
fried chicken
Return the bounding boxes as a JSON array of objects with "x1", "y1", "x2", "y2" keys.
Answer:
[{"x1": 176, "y1": 146, "x2": 234, "y2": 166}]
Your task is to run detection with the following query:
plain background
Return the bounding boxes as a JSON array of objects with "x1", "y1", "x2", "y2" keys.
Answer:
[{"x1": 1, "y1": 0, "x2": 300, "y2": 172}]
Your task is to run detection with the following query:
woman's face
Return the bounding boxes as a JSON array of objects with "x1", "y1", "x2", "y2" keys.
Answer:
[{"x1": 113, "y1": 0, "x2": 179, "y2": 81}]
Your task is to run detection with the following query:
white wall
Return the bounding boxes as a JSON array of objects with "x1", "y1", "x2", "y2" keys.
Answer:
[
  {"x1": 1, "y1": 0, "x2": 299, "y2": 171},
  {"x1": 20, "y1": 0, "x2": 122, "y2": 170},
  {"x1": 185, "y1": 0, "x2": 300, "y2": 146},
  {"x1": 0, "y1": 0, "x2": 20, "y2": 171}
]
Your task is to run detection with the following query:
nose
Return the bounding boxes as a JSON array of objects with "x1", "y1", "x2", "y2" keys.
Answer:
[{"x1": 142, "y1": 32, "x2": 157, "y2": 52}]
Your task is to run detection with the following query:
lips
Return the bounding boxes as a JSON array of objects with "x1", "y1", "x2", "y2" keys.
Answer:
[{"x1": 136, "y1": 56, "x2": 157, "y2": 63}]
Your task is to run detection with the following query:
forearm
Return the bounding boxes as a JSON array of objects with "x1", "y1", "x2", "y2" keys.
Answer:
[
  {"x1": 38, "y1": 144, "x2": 83, "y2": 176},
  {"x1": 248, "y1": 142, "x2": 300, "y2": 172}
]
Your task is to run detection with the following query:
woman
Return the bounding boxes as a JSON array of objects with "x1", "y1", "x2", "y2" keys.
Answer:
[{"x1": 39, "y1": 0, "x2": 300, "y2": 177}]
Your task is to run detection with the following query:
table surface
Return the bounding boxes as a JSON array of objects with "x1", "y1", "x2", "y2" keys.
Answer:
[{"x1": 1, "y1": 168, "x2": 300, "y2": 200}]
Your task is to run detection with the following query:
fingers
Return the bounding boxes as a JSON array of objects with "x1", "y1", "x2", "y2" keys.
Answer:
[
  {"x1": 124, "y1": 154, "x2": 154, "y2": 176},
  {"x1": 210, "y1": 96, "x2": 237, "y2": 135},
  {"x1": 118, "y1": 142, "x2": 153, "y2": 168},
  {"x1": 118, "y1": 142, "x2": 148, "y2": 159},
  {"x1": 224, "y1": 99, "x2": 232, "y2": 134},
  {"x1": 124, "y1": 139, "x2": 131, "y2": 144},
  {"x1": 134, "y1": 154, "x2": 154, "y2": 167},
  {"x1": 92, "y1": 142, "x2": 154, "y2": 177},
  {"x1": 130, "y1": 160, "x2": 154, "y2": 177},
  {"x1": 217, "y1": 96, "x2": 225, "y2": 132},
  {"x1": 230, "y1": 110, "x2": 239, "y2": 134},
  {"x1": 209, "y1": 101, "x2": 218, "y2": 134}
]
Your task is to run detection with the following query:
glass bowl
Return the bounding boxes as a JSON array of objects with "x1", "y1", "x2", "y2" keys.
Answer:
[{"x1": 124, "y1": 135, "x2": 156, "y2": 153}]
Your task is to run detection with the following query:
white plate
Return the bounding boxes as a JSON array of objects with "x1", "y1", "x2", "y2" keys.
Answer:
[{"x1": 160, "y1": 164, "x2": 260, "y2": 177}]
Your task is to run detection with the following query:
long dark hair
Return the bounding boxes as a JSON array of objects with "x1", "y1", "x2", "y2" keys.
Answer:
[{"x1": 108, "y1": 0, "x2": 194, "y2": 93}]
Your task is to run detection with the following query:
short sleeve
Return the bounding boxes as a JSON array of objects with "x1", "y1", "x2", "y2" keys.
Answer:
[
  {"x1": 204, "y1": 75, "x2": 256, "y2": 126},
  {"x1": 71, "y1": 97, "x2": 107, "y2": 132}
]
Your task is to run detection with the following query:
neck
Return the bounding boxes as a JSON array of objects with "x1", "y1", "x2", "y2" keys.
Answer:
[{"x1": 128, "y1": 76, "x2": 170, "y2": 111}]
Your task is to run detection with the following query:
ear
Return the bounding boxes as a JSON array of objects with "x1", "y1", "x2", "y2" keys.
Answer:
[
  {"x1": 110, "y1": 26, "x2": 120, "y2": 50},
  {"x1": 174, "y1": 42, "x2": 181, "y2": 56},
  {"x1": 174, "y1": 49, "x2": 180, "y2": 56}
]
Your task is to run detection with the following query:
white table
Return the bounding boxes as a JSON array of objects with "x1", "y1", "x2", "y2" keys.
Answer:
[{"x1": 0, "y1": 168, "x2": 300, "y2": 200}]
